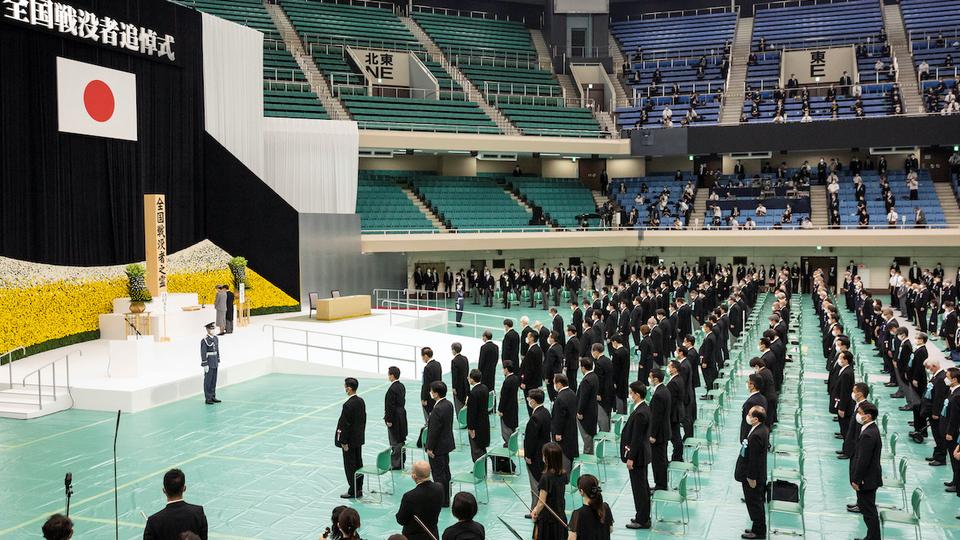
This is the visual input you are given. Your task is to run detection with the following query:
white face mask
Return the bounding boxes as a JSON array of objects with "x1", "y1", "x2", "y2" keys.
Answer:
[
  {"x1": 745, "y1": 414, "x2": 755, "y2": 426},
  {"x1": 851, "y1": 393, "x2": 858, "y2": 402},
  {"x1": 855, "y1": 414, "x2": 865, "y2": 425}
]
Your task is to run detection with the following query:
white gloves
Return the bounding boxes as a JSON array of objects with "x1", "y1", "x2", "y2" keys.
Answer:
[{"x1": 203, "y1": 365, "x2": 210, "y2": 374}]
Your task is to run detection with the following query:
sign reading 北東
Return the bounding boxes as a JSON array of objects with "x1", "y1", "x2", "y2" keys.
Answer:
[
  {"x1": 780, "y1": 46, "x2": 857, "y2": 86},
  {"x1": 3, "y1": 0, "x2": 176, "y2": 62},
  {"x1": 346, "y1": 47, "x2": 411, "y2": 87}
]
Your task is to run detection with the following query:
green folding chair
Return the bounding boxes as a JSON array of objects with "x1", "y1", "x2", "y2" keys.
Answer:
[
  {"x1": 878, "y1": 457, "x2": 908, "y2": 510},
  {"x1": 683, "y1": 423, "x2": 716, "y2": 464},
  {"x1": 451, "y1": 455, "x2": 490, "y2": 504},
  {"x1": 668, "y1": 445, "x2": 702, "y2": 494},
  {"x1": 652, "y1": 472, "x2": 690, "y2": 534},
  {"x1": 354, "y1": 448, "x2": 395, "y2": 503},
  {"x1": 768, "y1": 469, "x2": 806, "y2": 537},
  {"x1": 457, "y1": 407, "x2": 468, "y2": 445},
  {"x1": 485, "y1": 430, "x2": 520, "y2": 477},
  {"x1": 772, "y1": 428, "x2": 804, "y2": 469},
  {"x1": 565, "y1": 463, "x2": 582, "y2": 511},
  {"x1": 403, "y1": 427, "x2": 427, "y2": 465},
  {"x1": 880, "y1": 488, "x2": 924, "y2": 540},
  {"x1": 575, "y1": 438, "x2": 611, "y2": 482}
]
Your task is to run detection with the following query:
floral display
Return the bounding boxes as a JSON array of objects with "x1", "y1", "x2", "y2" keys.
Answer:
[{"x1": 0, "y1": 241, "x2": 299, "y2": 356}]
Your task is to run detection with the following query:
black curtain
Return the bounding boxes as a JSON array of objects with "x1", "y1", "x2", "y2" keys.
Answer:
[{"x1": 0, "y1": 0, "x2": 204, "y2": 265}]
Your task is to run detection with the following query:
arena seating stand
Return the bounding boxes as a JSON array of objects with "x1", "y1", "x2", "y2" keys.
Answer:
[
  {"x1": 355, "y1": 173, "x2": 438, "y2": 232},
  {"x1": 280, "y1": 0, "x2": 495, "y2": 132},
  {"x1": 610, "y1": 174, "x2": 698, "y2": 229},
  {"x1": 180, "y1": 0, "x2": 329, "y2": 119},
  {"x1": 412, "y1": 9, "x2": 604, "y2": 137},
  {"x1": 610, "y1": 11, "x2": 735, "y2": 130},
  {"x1": 508, "y1": 177, "x2": 598, "y2": 228},
  {"x1": 835, "y1": 170, "x2": 945, "y2": 225},
  {"x1": 705, "y1": 181, "x2": 811, "y2": 229},
  {"x1": 900, "y1": 0, "x2": 960, "y2": 89},
  {"x1": 406, "y1": 175, "x2": 548, "y2": 230}
]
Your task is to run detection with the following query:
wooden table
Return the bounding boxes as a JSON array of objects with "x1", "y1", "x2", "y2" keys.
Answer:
[{"x1": 314, "y1": 295, "x2": 371, "y2": 321}]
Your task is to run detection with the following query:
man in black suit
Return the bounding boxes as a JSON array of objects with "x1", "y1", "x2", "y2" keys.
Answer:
[
  {"x1": 833, "y1": 351, "x2": 855, "y2": 439},
  {"x1": 637, "y1": 324, "x2": 654, "y2": 383},
  {"x1": 666, "y1": 360, "x2": 687, "y2": 461},
  {"x1": 564, "y1": 325, "x2": 581, "y2": 392},
  {"x1": 905, "y1": 333, "x2": 929, "y2": 419},
  {"x1": 648, "y1": 368, "x2": 671, "y2": 489},
  {"x1": 336, "y1": 377, "x2": 366, "y2": 498},
  {"x1": 611, "y1": 334, "x2": 631, "y2": 414},
  {"x1": 571, "y1": 301, "x2": 584, "y2": 339},
  {"x1": 741, "y1": 374, "x2": 768, "y2": 441},
  {"x1": 420, "y1": 347, "x2": 442, "y2": 421},
  {"x1": 549, "y1": 307, "x2": 566, "y2": 347},
  {"x1": 622, "y1": 381, "x2": 652, "y2": 529},
  {"x1": 840, "y1": 383, "x2": 869, "y2": 460},
  {"x1": 520, "y1": 316, "x2": 535, "y2": 357},
  {"x1": 465, "y1": 369, "x2": 490, "y2": 463},
  {"x1": 498, "y1": 360, "x2": 521, "y2": 446},
  {"x1": 425, "y1": 381, "x2": 456, "y2": 506},
  {"x1": 520, "y1": 330, "x2": 544, "y2": 414},
  {"x1": 385, "y1": 366, "x2": 408, "y2": 470},
  {"x1": 543, "y1": 331, "x2": 564, "y2": 401},
  {"x1": 524, "y1": 388, "x2": 552, "y2": 509},
  {"x1": 502, "y1": 319, "x2": 520, "y2": 366},
  {"x1": 923, "y1": 360, "x2": 948, "y2": 463},
  {"x1": 592, "y1": 343, "x2": 615, "y2": 433},
  {"x1": 942, "y1": 368, "x2": 960, "y2": 495},
  {"x1": 450, "y1": 343, "x2": 469, "y2": 412},
  {"x1": 849, "y1": 402, "x2": 883, "y2": 540},
  {"x1": 478, "y1": 331, "x2": 499, "y2": 396},
  {"x1": 680, "y1": 335, "x2": 701, "y2": 435},
  {"x1": 700, "y1": 322, "x2": 719, "y2": 398},
  {"x1": 675, "y1": 298, "x2": 692, "y2": 347},
  {"x1": 736, "y1": 406, "x2": 770, "y2": 539},
  {"x1": 552, "y1": 374, "x2": 580, "y2": 472},
  {"x1": 143, "y1": 469, "x2": 208, "y2": 540},
  {"x1": 577, "y1": 357, "x2": 600, "y2": 455},
  {"x1": 395, "y1": 461, "x2": 445, "y2": 540}
]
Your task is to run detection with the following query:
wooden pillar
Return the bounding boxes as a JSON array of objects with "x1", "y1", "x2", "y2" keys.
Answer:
[{"x1": 143, "y1": 194, "x2": 168, "y2": 298}]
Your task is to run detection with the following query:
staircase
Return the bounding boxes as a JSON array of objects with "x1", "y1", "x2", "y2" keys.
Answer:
[
  {"x1": 718, "y1": 16, "x2": 754, "y2": 124},
  {"x1": 557, "y1": 73, "x2": 579, "y2": 102},
  {"x1": 691, "y1": 191, "x2": 708, "y2": 229},
  {"x1": 402, "y1": 186, "x2": 449, "y2": 232},
  {"x1": 266, "y1": 4, "x2": 350, "y2": 120},
  {"x1": 881, "y1": 4, "x2": 925, "y2": 114},
  {"x1": 506, "y1": 186, "x2": 559, "y2": 229},
  {"x1": 591, "y1": 190, "x2": 607, "y2": 207},
  {"x1": 0, "y1": 385, "x2": 73, "y2": 419},
  {"x1": 809, "y1": 185, "x2": 829, "y2": 227},
  {"x1": 607, "y1": 34, "x2": 631, "y2": 107},
  {"x1": 528, "y1": 29, "x2": 555, "y2": 72},
  {"x1": 400, "y1": 16, "x2": 520, "y2": 135},
  {"x1": 934, "y1": 183, "x2": 960, "y2": 225}
]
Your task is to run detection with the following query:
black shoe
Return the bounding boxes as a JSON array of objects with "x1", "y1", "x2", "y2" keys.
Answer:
[
  {"x1": 930, "y1": 461, "x2": 946, "y2": 466},
  {"x1": 838, "y1": 454, "x2": 850, "y2": 460},
  {"x1": 847, "y1": 505, "x2": 861, "y2": 513},
  {"x1": 626, "y1": 522, "x2": 651, "y2": 529},
  {"x1": 899, "y1": 405, "x2": 913, "y2": 411},
  {"x1": 891, "y1": 392, "x2": 904, "y2": 398},
  {"x1": 205, "y1": 400, "x2": 215, "y2": 405},
  {"x1": 834, "y1": 433, "x2": 844, "y2": 439},
  {"x1": 946, "y1": 486, "x2": 957, "y2": 493},
  {"x1": 926, "y1": 457, "x2": 935, "y2": 461},
  {"x1": 524, "y1": 514, "x2": 532, "y2": 519},
  {"x1": 340, "y1": 492, "x2": 356, "y2": 499},
  {"x1": 908, "y1": 421, "x2": 915, "y2": 427},
  {"x1": 741, "y1": 533, "x2": 761, "y2": 539},
  {"x1": 945, "y1": 482, "x2": 955, "y2": 487},
  {"x1": 836, "y1": 450, "x2": 846, "y2": 455},
  {"x1": 211, "y1": 398, "x2": 221, "y2": 403},
  {"x1": 884, "y1": 382, "x2": 898, "y2": 387},
  {"x1": 846, "y1": 503, "x2": 858, "y2": 509}
]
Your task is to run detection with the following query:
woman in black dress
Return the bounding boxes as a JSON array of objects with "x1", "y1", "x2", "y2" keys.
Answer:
[
  {"x1": 336, "y1": 508, "x2": 361, "y2": 540},
  {"x1": 442, "y1": 492, "x2": 485, "y2": 540},
  {"x1": 568, "y1": 474, "x2": 613, "y2": 540},
  {"x1": 532, "y1": 442, "x2": 568, "y2": 540}
]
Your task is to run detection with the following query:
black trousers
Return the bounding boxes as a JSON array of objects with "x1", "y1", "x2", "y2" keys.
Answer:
[
  {"x1": 387, "y1": 427, "x2": 405, "y2": 469},
  {"x1": 702, "y1": 367, "x2": 718, "y2": 394},
  {"x1": 741, "y1": 480, "x2": 767, "y2": 535},
  {"x1": 838, "y1": 412, "x2": 851, "y2": 438},
  {"x1": 429, "y1": 452, "x2": 451, "y2": 505},
  {"x1": 545, "y1": 378, "x2": 558, "y2": 402},
  {"x1": 857, "y1": 487, "x2": 880, "y2": 540},
  {"x1": 629, "y1": 463, "x2": 651, "y2": 525},
  {"x1": 566, "y1": 368, "x2": 579, "y2": 393},
  {"x1": 948, "y1": 441, "x2": 960, "y2": 487},
  {"x1": 468, "y1": 436, "x2": 486, "y2": 464},
  {"x1": 343, "y1": 445, "x2": 364, "y2": 496},
  {"x1": 670, "y1": 422, "x2": 684, "y2": 461},
  {"x1": 651, "y1": 441, "x2": 668, "y2": 489},
  {"x1": 931, "y1": 418, "x2": 947, "y2": 461}
]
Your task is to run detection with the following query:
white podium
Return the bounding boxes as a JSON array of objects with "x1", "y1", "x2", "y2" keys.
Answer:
[
  {"x1": 108, "y1": 337, "x2": 155, "y2": 378},
  {"x1": 99, "y1": 293, "x2": 216, "y2": 341}
]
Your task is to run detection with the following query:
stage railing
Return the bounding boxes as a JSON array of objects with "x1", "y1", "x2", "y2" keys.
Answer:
[
  {"x1": 1, "y1": 346, "x2": 25, "y2": 390},
  {"x1": 19, "y1": 350, "x2": 78, "y2": 411},
  {"x1": 261, "y1": 324, "x2": 424, "y2": 374}
]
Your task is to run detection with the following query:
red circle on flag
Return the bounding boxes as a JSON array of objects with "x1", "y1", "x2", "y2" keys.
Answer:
[{"x1": 83, "y1": 80, "x2": 115, "y2": 123}]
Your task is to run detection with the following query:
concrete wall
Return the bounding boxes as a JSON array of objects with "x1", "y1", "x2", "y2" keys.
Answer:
[
  {"x1": 606, "y1": 157, "x2": 646, "y2": 178},
  {"x1": 541, "y1": 158, "x2": 580, "y2": 178},
  {"x1": 646, "y1": 155, "x2": 693, "y2": 174},
  {"x1": 359, "y1": 155, "x2": 438, "y2": 172},
  {"x1": 440, "y1": 155, "x2": 478, "y2": 176}
]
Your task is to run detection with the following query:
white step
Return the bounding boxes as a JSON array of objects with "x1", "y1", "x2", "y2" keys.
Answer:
[
  {"x1": 402, "y1": 186, "x2": 448, "y2": 231},
  {"x1": 0, "y1": 387, "x2": 73, "y2": 420},
  {"x1": 934, "y1": 183, "x2": 960, "y2": 225},
  {"x1": 881, "y1": 5, "x2": 924, "y2": 114},
  {"x1": 719, "y1": 17, "x2": 754, "y2": 124}
]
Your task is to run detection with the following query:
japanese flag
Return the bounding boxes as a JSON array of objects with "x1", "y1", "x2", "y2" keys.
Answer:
[{"x1": 57, "y1": 57, "x2": 137, "y2": 141}]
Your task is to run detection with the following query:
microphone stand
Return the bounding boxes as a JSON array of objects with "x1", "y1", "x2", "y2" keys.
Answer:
[
  {"x1": 412, "y1": 515, "x2": 439, "y2": 540},
  {"x1": 113, "y1": 410, "x2": 121, "y2": 540},
  {"x1": 64, "y1": 473, "x2": 73, "y2": 516}
]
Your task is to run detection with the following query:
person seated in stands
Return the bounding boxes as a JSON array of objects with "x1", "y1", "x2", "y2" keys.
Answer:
[
  {"x1": 773, "y1": 111, "x2": 786, "y2": 124},
  {"x1": 786, "y1": 74, "x2": 799, "y2": 97},
  {"x1": 935, "y1": 32, "x2": 945, "y2": 48},
  {"x1": 743, "y1": 217, "x2": 757, "y2": 229},
  {"x1": 773, "y1": 86, "x2": 785, "y2": 103},
  {"x1": 887, "y1": 206, "x2": 899, "y2": 227},
  {"x1": 634, "y1": 192, "x2": 645, "y2": 206},
  {"x1": 727, "y1": 215, "x2": 739, "y2": 229},
  {"x1": 643, "y1": 99, "x2": 654, "y2": 114},
  {"x1": 618, "y1": 182, "x2": 627, "y2": 195},
  {"x1": 756, "y1": 202, "x2": 767, "y2": 216},
  {"x1": 893, "y1": 102, "x2": 903, "y2": 115},
  {"x1": 673, "y1": 217, "x2": 684, "y2": 230},
  {"x1": 627, "y1": 208, "x2": 639, "y2": 227},
  {"x1": 649, "y1": 214, "x2": 660, "y2": 228},
  {"x1": 696, "y1": 65, "x2": 705, "y2": 80},
  {"x1": 748, "y1": 52, "x2": 758, "y2": 66},
  {"x1": 907, "y1": 172, "x2": 919, "y2": 200},
  {"x1": 710, "y1": 215, "x2": 722, "y2": 229},
  {"x1": 750, "y1": 102, "x2": 761, "y2": 119},
  {"x1": 661, "y1": 105, "x2": 672, "y2": 124},
  {"x1": 875, "y1": 59, "x2": 885, "y2": 75},
  {"x1": 852, "y1": 83, "x2": 862, "y2": 98},
  {"x1": 647, "y1": 81, "x2": 659, "y2": 97},
  {"x1": 839, "y1": 71, "x2": 853, "y2": 95},
  {"x1": 801, "y1": 110, "x2": 813, "y2": 123},
  {"x1": 854, "y1": 102, "x2": 865, "y2": 118},
  {"x1": 632, "y1": 70, "x2": 642, "y2": 85},
  {"x1": 919, "y1": 60, "x2": 930, "y2": 80},
  {"x1": 857, "y1": 204, "x2": 869, "y2": 228},
  {"x1": 652, "y1": 69, "x2": 662, "y2": 86},
  {"x1": 831, "y1": 208, "x2": 841, "y2": 228},
  {"x1": 800, "y1": 217, "x2": 813, "y2": 229},
  {"x1": 721, "y1": 58, "x2": 730, "y2": 79},
  {"x1": 670, "y1": 83, "x2": 681, "y2": 98},
  {"x1": 826, "y1": 85, "x2": 837, "y2": 102},
  {"x1": 690, "y1": 92, "x2": 700, "y2": 108},
  {"x1": 772, "y1": 222, "x2": 783, "y2": 230},
  {"x1": 781, "y1": 205, "x2": 793, "y2": 223},
  {"x1": 730, "y1": 206, "x2": 740, "y2": 219},
  {"x1": 686, "y1": 108, "x2": 699, "y2": 123},
  {"x1": 914, "y1": 207, "x2": 927, "y2": 227},
  {"x1": 830, "y1": 99, "x2": 840, "y2": 119},
  {"x1": 635, "y1": 110, "x2": 648, "y2": 128},
  {"x1": 711, "y1": 202, "x2": 722, "y2": 221},
  {"x1": 943, "y1": 100, "x2": 960, "y2": 115},
  {"x1": 634, "y1": 45, "x2": 642, "y2": 61},
  {"x1": 757, "y1": 37, "x2": 766, "y2": 52},
  {"x1": 884, "y1": 190, "x2": 896, "y2": 213},
  {"x1": 621, "y1": 62, "x2": 629, "y2": 77},
  {"x1": 946, "y1": 54, "x2": 954, "y2": 68}
]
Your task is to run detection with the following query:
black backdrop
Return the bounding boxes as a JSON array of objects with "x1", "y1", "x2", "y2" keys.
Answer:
[{"x1": 0, "y1": 0, "x2": 205, "y2": 266}]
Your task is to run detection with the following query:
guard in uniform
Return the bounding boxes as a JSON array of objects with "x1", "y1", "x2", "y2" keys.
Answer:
[{"x1": 201, "y1": 322, "x2": 221, "y2": 404}]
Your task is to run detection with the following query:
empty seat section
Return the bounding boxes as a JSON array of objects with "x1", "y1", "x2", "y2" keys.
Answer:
[
  {"x1": 407, "y1": 176, "x2": 547, "y2": 230},
  {"x1": 341, "y1": 95, "x2": 499, "y2": 133},
  {"x1": 356, "y1": 174, "x2": 437, "y2": 232},
  {"x1": 509, "y1": 177, "x2": 598, "y2": 228}
]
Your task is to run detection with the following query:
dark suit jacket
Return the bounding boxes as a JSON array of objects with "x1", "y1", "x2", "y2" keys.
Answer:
[
  {"x1": 521, "y1": 326, "x2": 535, "y2": 356},
  {"x1": 734, "y1": 424, "x2": 769, "y2": 482},
  {"x1": 421, "y1": 360, "x2": 443, "y2": 413},
  {"x1": 498, "y1": 373, "x2": 521, "y2": 429},
  {"x1": 502, "y1": 329, "x2": 520, "y2": 363},
  {"x1": 842, "y1": 400, "x2": 866, "y2": 456},
  {"x1": 144, "y1": 501, "x2": 208, "y2": 540},
  {"x1": 552, "y1": 315, "x2": 566, "y2": 346},
  {"x1": 621, "y1": 401, "x2": 652, "y2": 465},
  {"x1": 740, "y1": 392, "x2": 768, "y2": 440},
  {"x1": 612, "y1": 346, "x2": 630, "y2": 401},
  {"x1": 667, "y1": 376, "x2": 686, "y2": 423},
  {"x1": 649, "y1": 384, "x2": 672, "y2": 443},
  {"x1": 850, "y1": 423, "x2": 883, "y2": 490},
  {"x1": 831, "y1": 366, "x2": 854, "y2": 416},
  {"x1": 521, "y1": 344, "x2": 544, "y2": 389},
  {"x1": 577, "y1": 372, "x2": 600, "y2": 435},
  {"x1": 544, "y1": 343, "x2": 564, "y2": 381},
  {"x1": 552, "y1": 387, "x2": 580, "y2": 458},
  {"x1": 450, "y1": 354, "x2": 469, "y2": 403},
  {"x1": 384, "y1": 381, "x2": 408, "y2": 440},
  {"x1": 478, "y1": 341, "x2": 499, "y2": 389},
  {"x1": 594, "y1": 355, "x2": 616, "y2": 411},
  {"x1": 524, "y1": 405, "x2": 552, "y2": 479},
  {"x1": 426, "y1": 398, "x2": 456, "y2": 455},
  {"x1": 336, "y1": 394, "x2": 366, "y2": 447},
  {"x1": 396, "y1": 480, "x2": 445, "y2": 540},
  {"x1": 466, "y1": 383, "x2": 491, "y2": 448}
]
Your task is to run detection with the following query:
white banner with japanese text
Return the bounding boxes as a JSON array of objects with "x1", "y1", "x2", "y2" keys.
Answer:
[
  {"x1": 345, "y1": 47, "x2": 411, "y2": 87},
  {"x1": 780, "y1": 46, "x2": 857, "y2": 85}
]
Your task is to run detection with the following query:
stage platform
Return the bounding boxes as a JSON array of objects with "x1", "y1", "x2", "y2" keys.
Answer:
[{"x1": 4, "y1": 309, "x2": 484, "y2": 415}]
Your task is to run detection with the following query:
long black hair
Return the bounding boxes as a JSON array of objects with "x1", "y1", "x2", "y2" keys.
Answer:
[{"x1": 577, "y1": 474, "x2": 606, "y2": 523}]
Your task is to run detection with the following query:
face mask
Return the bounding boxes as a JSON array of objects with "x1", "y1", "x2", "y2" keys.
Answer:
[
  {"x1": 851, "y1": 393, "x2": 857, "y2": 402},
  {"x1": 745, "y1": 415, "x2": 755, "y2": 426},
  {"x1": 855, "y1": 414, "x2": 865, "y2": 425}
]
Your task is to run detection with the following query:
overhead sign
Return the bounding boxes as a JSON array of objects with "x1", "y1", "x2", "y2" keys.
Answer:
[
  {"x1": 57, "y1": 57, "x2": 137, "y2": 141},
  {"x1": 346, "y1": 48, "x2": 411, "y2": 87},
  {"x1": 3, "y1": 0, "x2": 176, "y2": 62},
  {"x1": 780, "y1": 46, "x2": 857, "y2": 85}
]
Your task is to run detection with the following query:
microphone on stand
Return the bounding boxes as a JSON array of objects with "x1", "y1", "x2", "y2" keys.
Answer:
[{"x1": 64, "y1": 473, "x2": 73, "y2": 516}]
